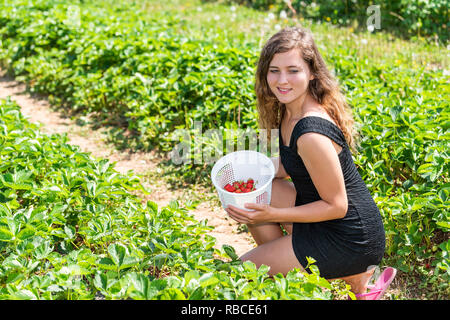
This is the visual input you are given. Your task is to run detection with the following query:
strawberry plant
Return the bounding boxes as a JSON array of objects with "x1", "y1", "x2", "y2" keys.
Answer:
[{"x1": 0, "y1": 98, "x2": 348, "y2": 299}]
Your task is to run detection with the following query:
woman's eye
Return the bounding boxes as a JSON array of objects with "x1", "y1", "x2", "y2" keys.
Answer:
[{"x1": 269, "y1": 70, "x2": 298, "y2": 73}]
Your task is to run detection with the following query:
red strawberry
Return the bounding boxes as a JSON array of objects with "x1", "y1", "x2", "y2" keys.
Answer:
[
  {"x1": 227, "y1": 179, "x2": 259, "y2": 193},
  {"x1": 225, "y1": 185, "x2": 236, "y2": 192}
]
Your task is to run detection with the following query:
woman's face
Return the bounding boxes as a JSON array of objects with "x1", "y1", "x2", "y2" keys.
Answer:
[{"x1": 266, "y1": 48, "x2": 314, "y2": 106}]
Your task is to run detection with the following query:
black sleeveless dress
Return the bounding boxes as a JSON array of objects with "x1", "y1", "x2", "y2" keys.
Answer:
[{"x1": 279, "y1": 116, "x2": 385, "y2": 279}]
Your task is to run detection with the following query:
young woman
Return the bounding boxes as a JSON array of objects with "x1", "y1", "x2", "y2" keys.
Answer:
[{"x1": 225, "y1": 26, "x2": 392, "y2": 299}]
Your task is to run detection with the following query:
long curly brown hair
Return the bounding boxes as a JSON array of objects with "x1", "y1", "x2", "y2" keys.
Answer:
[{"x1": 255, "y1": 26, "x2": 359, "y2": 152}]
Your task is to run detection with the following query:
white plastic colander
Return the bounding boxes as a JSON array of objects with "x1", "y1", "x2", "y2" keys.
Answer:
[{"x1": 211, "y1": 150, "x2": 275, "y2": 210}]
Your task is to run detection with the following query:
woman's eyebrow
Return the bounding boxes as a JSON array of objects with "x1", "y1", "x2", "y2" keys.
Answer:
[{"x1": 269, "y1": 65, "x2": 301, "y2": 68}]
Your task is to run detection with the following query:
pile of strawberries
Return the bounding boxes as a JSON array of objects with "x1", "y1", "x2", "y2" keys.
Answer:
[{"x1": 223, "y1": 178, "x2": 256, "y2": 193}]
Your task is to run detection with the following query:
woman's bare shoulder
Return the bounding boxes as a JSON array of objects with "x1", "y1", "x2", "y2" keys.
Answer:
[{"x1": 301, "y1": 109, "x2": 337, "y2": 126}]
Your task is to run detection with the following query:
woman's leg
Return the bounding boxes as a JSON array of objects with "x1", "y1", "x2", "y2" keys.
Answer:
[
  {"x1": 242, "y1": 178, "x2": 376, "y2": 298},
  {"x1": 240, "y1": 234, "x2": 305, "y2": 276},
  {"x1": 242, "y1": 239, "x2": 376, "y2": 298},
  {"x1": 241, "y1": 178, "x2": 375, "y2": 298},
  {"x1": 246, "y1": 178, "x2": 296, "y2": 245},
  {"x1": 329, "y1": 267, "x2": 376, "y2": 300}
]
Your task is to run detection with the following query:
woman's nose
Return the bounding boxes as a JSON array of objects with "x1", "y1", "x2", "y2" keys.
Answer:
[{"x1": 277, "y1": 72, "x2": 289, "y2": 84}]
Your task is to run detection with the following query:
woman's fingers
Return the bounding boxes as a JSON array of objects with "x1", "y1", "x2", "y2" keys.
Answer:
[
  {"x1": 227, "y1": 204, "x2": 247, "y2": 214},
  {"x1": 226, "y1": 205, "x2": 252, "y2": 223},
  {"x1": 225, "y1": 208, "x2": 246, "y2": 223},
  {"x1": 228, "y1": 213, "x2": 247, "y2": 224}
]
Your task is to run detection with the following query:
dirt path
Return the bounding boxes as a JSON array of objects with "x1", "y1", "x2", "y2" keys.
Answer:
[{"x1": 0, "y1": 70, "x2": 255, "y2": 257}]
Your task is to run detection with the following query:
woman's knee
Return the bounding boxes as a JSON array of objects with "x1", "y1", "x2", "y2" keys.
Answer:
[
  {"x1": 246, "y1": 179, "x2": 296, "y2": 245},
  {"x1": 240, "y1": 235, "x2": 304, "y2": 276},
  {"x1": 246, "y1": 222, "x2": 283, "y2": 245},
  {"x1": 270, "y1": 178, "x2": 296, "y2": 208}
]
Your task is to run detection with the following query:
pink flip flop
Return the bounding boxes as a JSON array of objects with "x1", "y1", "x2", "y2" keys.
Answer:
[{"x1": 354, "y1": 267, "x2": 397, "y2": 300}]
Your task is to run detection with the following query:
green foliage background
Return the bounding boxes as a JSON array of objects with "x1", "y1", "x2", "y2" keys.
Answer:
[{"x1": 208, "y1": 0, "x2": 449, "y2": 43}]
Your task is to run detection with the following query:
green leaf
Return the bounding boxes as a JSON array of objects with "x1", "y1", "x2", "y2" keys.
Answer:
[
  {"x1": 149, "y1": 278, "x2": 168, "y2": 297},
  {"x1": 34, "y1": 241, "x2": 53, "y2": 260},
  {"x1": 199, "y1": 273, "x2": 219, "y2": 288},
  {"x1": 9, "y1": 289, "x2": 38, "y2": 300},
  {"x1": 188, "y1": 286, "x2": 204, "y2": 300},
  {"x1": 147, "y1": 201, "x2": 159, "y2": 214},
  {"x1": 222, "y1": 244, "x2": 238, "y2": 260},
  {"x1": 59, "y1": 264, "x2": 90, "y2": 276},
  {"x1": 120, "y1": 256, "x2": 140, "y2": 271},
  {"x1": 93, "y1": 272, "x2": 108, "y2": 291},
  {"x1": 97, "y1": 257, "x2": 117, "y2": 271},
  {"x1": 17, "y1": 226, "x2": 35, "y2": 241},
  {"x1": 257, "y1": 264, "x2": 270, "y2": 276},
  {"x1": 108, "y1": 243, "x2": 126, "y2": 268},
  {"x1": 87, "y1": 181, "x2": 97, "y2": 197},
  {"x1": 183, "y1": 270, "x2": 200, "y2": 284},
  {"x1": 64, "y1": 225, "x2": 76, "y2": 240},
  {"x1": 128, "y1": 273, "x2": 155, "y2": 300},
  {"x1": 0, "y1": 227, "x2": 14, "y2": 241},
  {"x1": 0, "y1": 191, "x2": 14, "y2": 203},
  {"x1": 0, "y1": 204, "x2": 11, "y2": 216},
  {"x1": 306, "y1": 256, "x2": 317, "y2": 266},
  {"x1": 1, "y1": 171, "x2": 33, "y2": 190},
  {"x1": 242, "y1": 260, "x2": 257, "y2": 273},
  {"x1": 417, "y1": 163, "x2": 433, "y2": 175},
  {"x1": 6, "y1": 272, "x2": 25, "y2": 284},
  {"x1": 158, "y1": 288, "x2": 186, "y2": 300},
  {"x1": 389, "y1": 105, "x2": 402, "y2": 121},
  {"x1": 436, "y1": 221, "x2": 450, "y2": 231}
]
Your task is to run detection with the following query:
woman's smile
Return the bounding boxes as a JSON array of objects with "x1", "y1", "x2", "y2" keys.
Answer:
[{"x1": 278, "y1": 87, "x2": 292, "y2": 94}]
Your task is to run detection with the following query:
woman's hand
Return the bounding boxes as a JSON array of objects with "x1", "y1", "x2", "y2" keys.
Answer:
[{"x1": 225, "y1": 203, "x2": 275, "y2": 224}]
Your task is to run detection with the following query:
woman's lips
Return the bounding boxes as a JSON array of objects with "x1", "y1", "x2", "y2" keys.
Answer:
[{"x1": 278, "y1": 87, "x2": 292, "y2": 94}]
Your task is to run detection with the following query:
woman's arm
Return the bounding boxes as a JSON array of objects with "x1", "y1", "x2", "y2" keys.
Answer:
[
  {"x1": 227, "y1": 133, "x2": 348, "y2": 224},
  {"x1": 274, "y1": 132, "x2": 348, "y2": 222}
]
